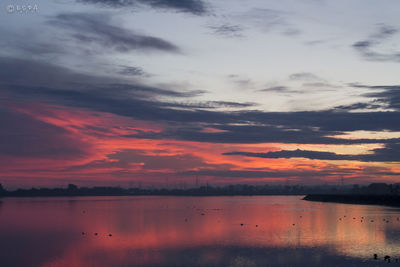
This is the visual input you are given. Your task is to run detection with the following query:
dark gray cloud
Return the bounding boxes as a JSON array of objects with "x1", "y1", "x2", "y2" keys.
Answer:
[
  {"x1": 104, "y1": 83, "x2": 206, "y2": 98},
  {"x1": 117, "y1": 65, "x2": 147, "y2": 77},
  {"x1": 258, "y1": 86, "x2": 301, "y2": 94},
  {"x1": 0, "y1": 57, "x2": 203, "y2": 100},
  {"x1": 349, "y1": 83, "x2": 400, "y2": 110},
  {"x1": 208, "y1": 23, "x2": 244, "y2": 38},
  {"x1": 224, "y1": 149, "x2": 346, "y2": 161},
  {"x1": 224, "y1": 143, "x2": 400, "y2": 163},
  {"x1": 352, "y1": 25, "x2": 400, "y2": 62},
  {"x1": 128, "y1": 122, "x2": 400, "y2": 145},
  {"x1": 0, "y1": 108, "x2": 89, "y2": 159},
  {"x1": 77, "y1": 0, "x2": 208, "y2": 15},
  {"x1": 334, "y1": 102, "x2": 383, "y2": 111},
  {"x1": 2, "y1": 57, "x2": 400, "y2": 152},
  {"x1": 49, "y1": 13, "x2": 180, "y2": 53}
]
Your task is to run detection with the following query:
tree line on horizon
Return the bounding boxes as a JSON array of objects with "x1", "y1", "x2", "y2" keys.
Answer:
[{"x1": 1, "y1": 182, "x2": 400, "y2": 197}]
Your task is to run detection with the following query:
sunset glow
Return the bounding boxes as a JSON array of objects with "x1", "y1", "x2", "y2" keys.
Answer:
[{"x1": 1, "y1": 0, "x2": 400, "y2": 188}]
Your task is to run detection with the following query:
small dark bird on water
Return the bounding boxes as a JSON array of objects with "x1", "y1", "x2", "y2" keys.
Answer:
[
  {"x1": 292, "y1": 224, "x2": 295, "y2": 226},
  {"x1": 94, "y1": 233, "x2": 98, "y2": 236},
  {"x1": 240, "y1": 223, "x2": 244, "y2": 226},
  {"x1": 384, "y1": 255, "x2": 391, "y2": 263},
  {"x1": 109, "y1": 234, "x2": 112, "y2": 237},
  {"x1": 373, "y1": 254, "x2": 378, "y2": 260},
  {"x1": 256, "y1": 225, "x2": 258, "y2": 227},
  {"x1": 82, "y1": 232, "x2": 85, "y2": 235}
]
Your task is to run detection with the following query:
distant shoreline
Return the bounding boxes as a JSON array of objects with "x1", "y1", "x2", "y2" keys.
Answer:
[
  {"x1": 303, "y1": 194, "x2": 400, "y2": 207},
  {"x1": 0, "y1": 183, "x2": 330, "y2": 198},
  {"x1": 0, "y1": 192, "x2": 306, "y2": 198},
  {"x1": 2, "y1": 183, "x2": 400, "y2": 200}
]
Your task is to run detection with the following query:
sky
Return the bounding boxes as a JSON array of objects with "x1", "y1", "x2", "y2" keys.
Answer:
[{"x1": 1, "y1": 0, "x2": 400, "y2": 188}]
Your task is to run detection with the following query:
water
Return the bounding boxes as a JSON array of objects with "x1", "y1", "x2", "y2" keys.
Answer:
[{"x1": 1, "y1": 196, "x2": 400, "y2": 266}]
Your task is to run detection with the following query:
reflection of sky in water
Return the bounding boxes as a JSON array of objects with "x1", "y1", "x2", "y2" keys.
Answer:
[{"x1": 0, "y1": 196, "x2": 400, "y2": 266}]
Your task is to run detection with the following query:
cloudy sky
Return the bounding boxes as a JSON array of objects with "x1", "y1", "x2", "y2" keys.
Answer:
[{"x1": 1, "y1": 0, "x2": 400, "y2": 188}]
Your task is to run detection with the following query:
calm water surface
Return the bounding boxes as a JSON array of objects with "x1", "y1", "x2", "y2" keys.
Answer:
[{"x1": 1, "y1": 196, "x2": 400, "y2": 266}]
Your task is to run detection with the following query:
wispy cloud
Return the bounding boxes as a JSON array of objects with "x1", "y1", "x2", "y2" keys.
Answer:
[
  {"x1": 77, "y1": 0, "x2": 208, "y2": 15},
  {"x1": 224, "y1": 143, "x2": 400, "y2": 163},
  {"x1": 49, "y1": 13, "x2": 181, "y2": 53},
  {"x1": 237, "y1": 8, "x2": 301, "y2": 36},
  {"x1": 258, "y1": 86, "x2": 301, "y2": 94},
  {"x1": 289, "y1": 72, "x2": 324, "y2": 81},
  {"x1": 117, "y1": 65, "x2": 148, "y2": 77},
  {"x1": 349, "y1": 83, "x2": 400, "y2": 111},
  {"x1": 352, "y1": 24, "x2": 400, "y2": 62},
  {"x1": 208, "y1": 23, "x2": 244, "y2": 38}
]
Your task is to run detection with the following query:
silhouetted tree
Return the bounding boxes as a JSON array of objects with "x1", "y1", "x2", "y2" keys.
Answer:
[
  {"x1": 67, "y1": 184, "x2": 78, "y2": 191},
  {"x1": 0, "y1": 183, "x2": 5, "y2": 196}
]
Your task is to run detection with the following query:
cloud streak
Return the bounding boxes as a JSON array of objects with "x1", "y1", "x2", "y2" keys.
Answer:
[
  {"x1": 49, "y1": 13, "x2": 180, "y2": 53},
  {"x1": 77, "y1": 0, "x2": 208, "y2": 15},
  {"x1": 208, "y1": 23, "x2": 244, "y2": 38},
  {"x1": 352, "y1": 25, "x2": 400, "y2": 62},
  {"x1": 224, "y1": 143, "x2": 400, "y2": 163}
]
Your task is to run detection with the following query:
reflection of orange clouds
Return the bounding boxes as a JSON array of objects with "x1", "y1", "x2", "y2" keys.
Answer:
[{"x1": 1, "y1": 196, "x2": 399, "y2": 267}]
